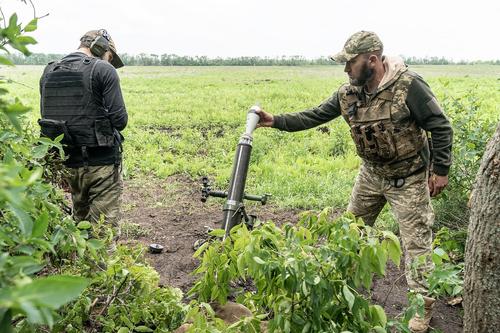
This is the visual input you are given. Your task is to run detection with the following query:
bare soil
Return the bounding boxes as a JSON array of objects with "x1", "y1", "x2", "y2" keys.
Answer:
[{"x1": 121, "y1": 175, "x2": 463, "y2": 332}]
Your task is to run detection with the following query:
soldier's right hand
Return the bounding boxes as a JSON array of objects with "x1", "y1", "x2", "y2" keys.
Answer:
[{"x1": 255, "y1": 109, "x2": 274, "y2": 128}]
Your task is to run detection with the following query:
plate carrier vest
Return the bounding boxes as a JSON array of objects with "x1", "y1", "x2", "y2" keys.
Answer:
[
  {"x1": 338, "y1": 70, "x2": 427, "y2": 178},
  {"x1": 39, "y1": 56, "x2": 117, "y2": 154}
]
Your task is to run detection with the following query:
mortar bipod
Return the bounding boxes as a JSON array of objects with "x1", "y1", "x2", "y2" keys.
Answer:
[{"x1": 201, "y1": 176, "x2": 269, "y2": 229}]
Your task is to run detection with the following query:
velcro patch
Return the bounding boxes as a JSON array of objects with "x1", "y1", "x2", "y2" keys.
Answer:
[{"x1": 426, "y1": 97, "x2": 443, "y2": 115}]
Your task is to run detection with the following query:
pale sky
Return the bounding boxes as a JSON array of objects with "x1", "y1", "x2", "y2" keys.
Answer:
[{"x1": 2, "y1": 0, "x2": 499, "y2": 61}]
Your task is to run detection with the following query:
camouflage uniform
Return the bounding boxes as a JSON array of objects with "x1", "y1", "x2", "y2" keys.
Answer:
[
  {"x1": 272, "y1": 31, "x2": 453, "y2": 294},
  {"x1": 67, "y1": 165, "x2": 123, "y2": 228}
]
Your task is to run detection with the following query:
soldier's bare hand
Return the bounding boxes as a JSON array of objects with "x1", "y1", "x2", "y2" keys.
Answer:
[
  {"x1": 428, "y1": 174, "x2": 448, "y2": 197},
  {"x1": 255, "y1": 109, "x2": 274, "y2": 128}
]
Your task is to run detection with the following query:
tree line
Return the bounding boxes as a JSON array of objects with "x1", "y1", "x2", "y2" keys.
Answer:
[{"x1": 8, "y1": 52, "x2": 500, "y2": 66}]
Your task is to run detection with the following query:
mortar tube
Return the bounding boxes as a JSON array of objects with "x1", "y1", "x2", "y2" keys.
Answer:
[{"x1": 222, "y1": 134, "x2": 253, "y2": 237}]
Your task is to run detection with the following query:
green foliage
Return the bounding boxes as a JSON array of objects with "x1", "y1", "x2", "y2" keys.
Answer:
[
  {"x1": 434, "y1": 89, "x2": 498, "y2": 229},
  {"x1": 189, "y1": 210, "x2": 401, "y2": 332},
  {"x1": 433, "y1": 227, "x2": 466, "y2": 262},
  {"x1": 427, "y1": 247, "x2": 464, "y2": 298},
  {"x1": 1, "y1": 7, "x2": 190, "y2": 333},
  {"x1": 428, "y1": 228, "x2": 465, "y2": 299},
  {"x1": 0, "y1": 5, "x2": 92, "y2": 331},
  {"x1": 53, "y1": 245, "x2": 187, "y2": 333}
]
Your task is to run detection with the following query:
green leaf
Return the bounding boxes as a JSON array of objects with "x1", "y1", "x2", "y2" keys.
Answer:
[
  {"x1": 15, "y1": 275, "x2": 88, "y2": 309},
  {"x1": 19, "y1": 300, "x2": 44, "y2": 324},
  {"x1": 16, "y1": 36, "x2": 37, "y2": 45},
  {"x1": 31, "y1": 144, "x2": 49, "y2": 159},
  {"x1": 8, "y1": 13, "x2": 18, "y2": 30},
  {"x1": 374, "y1": 246, "x2": 388, "y2": 275},
  {"x1": 208, "y1": 228, "x2": 226, "y2": 237},
  {"x1": 77, "y1": 221, "x2": 92, "y2": 230},
  {"x1": 87, "y1": 239, "x2": 104, "y2": 250},
  {"x1": 433, "y1": 247, "x2": 449, "y2": 260},
  {"x1": 342, "y1": 285, "x2": 355, "y2": 310},
  {"x1": 369, "y1": 305, "x2": 387, "y2": 327},
  {"x1": 382, "y1": 239, "x2": 401, "y2": 267},
  {"x1": 193, "y1": 240, "x2": 210, "y2": 258},
  {"x1": 117, "y1": 328, "x2": 129, "y2": 333},
  {"x1": 3, "y1": 101, "x2": 30, "y2": 131},
  {"x1": 0, "y1": 57, "x2": 14, "y2": 66},
  {"x1": 0, "y1": 309, "x2": 13, "y2": 333},
  {"x1": 27, "y1": 167, "x2": 43, "y2": 185},
  {"x1": 134, "y1": 326, "x2": 153, "y2": 332},
  {"x1": 10, "y1": 256, "x2": 43, "y2": 274},
  {"x1": 8, "y1": 204, "x2": 34, "y2": 237},
  {"x1": 24, "y1": 18, "x2": 38, "y2": 32},
  {"x1": 253, "y1": 256, "x2": 266, "y2": 265}
]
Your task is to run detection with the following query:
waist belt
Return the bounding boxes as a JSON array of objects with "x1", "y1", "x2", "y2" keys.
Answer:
[{"x1": 387, "y1": 166, "x2": 426, "y2": 189}]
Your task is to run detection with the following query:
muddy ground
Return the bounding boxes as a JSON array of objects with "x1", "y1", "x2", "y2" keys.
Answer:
[{"x1": 121, "y1": 175, "x2": 463, "y2": 332}]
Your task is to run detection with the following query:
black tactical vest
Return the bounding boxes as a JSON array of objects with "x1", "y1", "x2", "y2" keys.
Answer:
[{"x1": 39, "y1": 56, "x2": 115, "y2": 148}]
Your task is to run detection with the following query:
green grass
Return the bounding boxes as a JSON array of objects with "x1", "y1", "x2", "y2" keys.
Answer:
[{"x1": 3, "y1": 65, "x2": 499, "y2": 211}]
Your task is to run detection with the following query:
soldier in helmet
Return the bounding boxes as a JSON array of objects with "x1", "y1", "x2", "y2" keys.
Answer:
[
  {"x1": 256, "y1": 31, "x2": 453, "y2": 333},
  {"x1": 39, "y1": 29, "x2": 127, "y2": 235}
]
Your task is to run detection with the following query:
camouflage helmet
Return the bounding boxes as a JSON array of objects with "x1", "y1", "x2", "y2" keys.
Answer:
[
  {"x1": 80, "y1": 29, "x2": 124, "y2": 69},
  {"x1": 331, "y1": 31, "x2": 383, "y2": 63}
]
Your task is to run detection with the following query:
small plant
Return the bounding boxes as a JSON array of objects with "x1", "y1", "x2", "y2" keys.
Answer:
[
  {"x1": 427, "y1": 248, "x2": 464, "y2": 298},
  {"x1": 189, "y1": 209, "x2": 401, "y2": 332},
  {"x1": 121, "y1": 221, "x2": 150, "y2": 238},
  {"x1": 51, "y1": 245, "x2": 188, "y2": 333}
]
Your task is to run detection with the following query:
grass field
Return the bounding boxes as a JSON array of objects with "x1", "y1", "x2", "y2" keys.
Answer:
[{"x1": 4, "y1": 65, "x2": 499, "y2": 212}]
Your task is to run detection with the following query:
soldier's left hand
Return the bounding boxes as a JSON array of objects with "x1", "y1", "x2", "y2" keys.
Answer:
[{"x1": 428, "y1": 174, "x2": 448, "y2": 197}]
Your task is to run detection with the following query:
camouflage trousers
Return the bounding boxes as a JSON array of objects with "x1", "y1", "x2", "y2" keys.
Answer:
[
  {"x1": 347, "y1": 163, "x2": 434, "y2": 294},
  {"x1": 66, "y1": 164, "x2": 123, "y2": 230}
]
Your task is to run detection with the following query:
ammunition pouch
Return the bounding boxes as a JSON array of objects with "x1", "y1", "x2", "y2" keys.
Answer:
[
  {"x1": 350, "y1": 120, "x2": 424, "y2": 163},
  {"x1": 38, "y1": 118, "x2": 74, "y2": 145},
  {"x1": 38, "y1": 118, "x2": 115, "y2": 148},
  {"x1": 350, "y1": 121, "x2": 397, "y2": 162}
]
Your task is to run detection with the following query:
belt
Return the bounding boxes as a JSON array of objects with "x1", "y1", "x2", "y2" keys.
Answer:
[{"x1": 387, "y1": 166, "x2": 426, "y2": 189}]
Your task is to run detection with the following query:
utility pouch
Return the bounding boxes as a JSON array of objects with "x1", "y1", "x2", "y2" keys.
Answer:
[
  {"x1": 392, "y1": 125, "x2": 423, "y2": 158},
  {"x1": 360, "y1": 124, "x2": 378, "y2": 158},
  {"x1": 94, "y1": 119, "x2": 114, "y2": 147},
  {"x1": 350, "y1": 124, "x2": 365, "y2": 153},
  {"x1": 371, "y1": 121, "x2": 397, "y2": 161},
  {"x1": 38, "y1": 118, "x2": 74, "y2": 144}
]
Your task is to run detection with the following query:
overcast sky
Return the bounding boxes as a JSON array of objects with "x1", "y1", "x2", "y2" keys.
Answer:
[{"x1": 2, "y1": 0, "x2": 499, "y2": 61}]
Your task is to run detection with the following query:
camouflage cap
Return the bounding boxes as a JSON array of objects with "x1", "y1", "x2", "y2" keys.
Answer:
[
  {"x1": 80, "y1": 29, "x2": 124, "y2": 69},
  {"x1": 331, "y1": 31, "x2": 383, "y2": 63}
]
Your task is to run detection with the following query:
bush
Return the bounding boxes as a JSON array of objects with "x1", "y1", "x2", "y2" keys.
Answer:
[
  {"x1": 434, "y1": 90, "x2": 497, "y2": 230},
  {"x1": 189, "y1": 210, "x2": 401, "y2": 332}
]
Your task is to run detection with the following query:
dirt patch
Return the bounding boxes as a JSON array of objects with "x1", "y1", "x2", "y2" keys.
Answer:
[
  {"x1": 121, "y1": 176, "x2": 462, "y2": 332},
  {"x1": 121, "y1": 175, "x2": 298, "y2": 292}
]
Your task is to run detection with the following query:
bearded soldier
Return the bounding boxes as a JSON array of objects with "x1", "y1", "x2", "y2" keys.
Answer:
[
  {"x1": 256, "y1": 31, "x2": 453, "y2": 333},
  {"x1": 39, "y1": 29, "x2": 127, "y2": 234}
]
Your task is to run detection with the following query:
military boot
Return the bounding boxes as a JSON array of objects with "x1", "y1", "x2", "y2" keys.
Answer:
[{"x1": 409, "y1": 296, "x2": 436, "y2": 333}]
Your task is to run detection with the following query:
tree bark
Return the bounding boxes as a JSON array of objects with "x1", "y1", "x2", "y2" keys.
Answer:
[{"x1": 463, "y1": 122, "x2": 500, "y2": 333}]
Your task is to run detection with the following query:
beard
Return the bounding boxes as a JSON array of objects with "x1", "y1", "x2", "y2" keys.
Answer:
[{"x1": 349, "y1": 61, "x2": 374, "y2": 86}]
